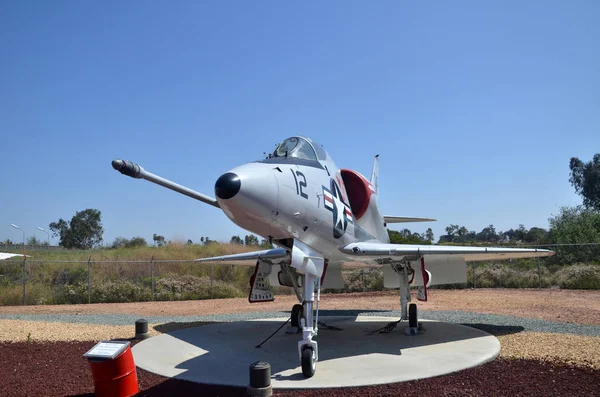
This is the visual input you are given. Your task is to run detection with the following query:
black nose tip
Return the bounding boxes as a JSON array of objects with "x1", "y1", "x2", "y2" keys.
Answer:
[{"x1": 215, "y1": 172, "x2": 241, "y2": 200}]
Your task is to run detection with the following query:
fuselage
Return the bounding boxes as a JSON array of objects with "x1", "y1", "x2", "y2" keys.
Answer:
[{"x1": 214, "y1": 137, "x2": 389, "y2": 264}]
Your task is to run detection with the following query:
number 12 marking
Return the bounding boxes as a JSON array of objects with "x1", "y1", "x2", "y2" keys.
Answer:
[{"x1": 290, "y1": 169, "x2": 308, "y2": 199}]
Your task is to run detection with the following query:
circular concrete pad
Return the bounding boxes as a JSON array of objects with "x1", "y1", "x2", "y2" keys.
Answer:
[{"x1": 132, "y1": 316, "x2": 500, "y2": 389}]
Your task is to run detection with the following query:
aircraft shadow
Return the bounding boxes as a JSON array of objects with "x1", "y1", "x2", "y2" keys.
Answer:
[
  {"x1": 152, "y1": 310, "x2": 386, "y2": 334},
  {"x1": 153, "y1": 321, "x2": 218, "y2": 334},
  {"x1": 459, "y1": 323, "x2": 525, "y2": 336},
  {"x1": 142, "y1": 316, "x2": 524, "y2": 385}
]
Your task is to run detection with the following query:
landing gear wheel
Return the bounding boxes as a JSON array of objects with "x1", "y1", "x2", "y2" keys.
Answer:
[
  {"x1": 301, "y1": 346, "x2": 316, "y2": 378},
  {"x1": 291, "y1": 304, "x2": 303, "y2": 328},
  {"x1": 408, "y1": 303, "x2": 418, "y2": 328}
]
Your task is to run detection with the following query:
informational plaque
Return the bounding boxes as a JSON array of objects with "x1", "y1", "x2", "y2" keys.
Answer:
[{"x1": 83, "y1": 341, "x2": 130, "y2": 360}]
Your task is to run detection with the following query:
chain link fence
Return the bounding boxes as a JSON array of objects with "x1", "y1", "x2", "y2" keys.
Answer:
[
  {"x1": 0, "y1": 258, "x2": 255, "y2": 306},
  {"x1": 1, "y1": 244, "x2": 599, "y2": 305}
]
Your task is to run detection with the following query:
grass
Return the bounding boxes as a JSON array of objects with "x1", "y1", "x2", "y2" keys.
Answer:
[
  {"x1": 2, "y1": 242, "x2": 254, "y2": 261},
  {"x1": 0, "y1": 243, "x2": 255, "y2": 305},
  {"x1": 1, "y1": 243, "x2": 600, "y2": 306}
]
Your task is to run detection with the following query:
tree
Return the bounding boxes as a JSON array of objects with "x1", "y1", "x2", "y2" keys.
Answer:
[
  {"x1": 454, "y1": 226, "x2": 474, "y2": 243},
  {"x1": 111, "y1": 237, "x2": 129, "y2": 249},
  {"x1": 49, "y1": 208, "x2": 103, "y2": 249},
  {"x1": 27, "y1": 236, "x2": 41, "y2": 245},
  {"x1": 546, "y1": 206, "x2": 600, "y2": 264},
  {"x1": 230, "y1": 235, "x2": 243, "y2": 244},
  {"x1": 524, "y1": 227, "x2": 547, "y2": 243},
  {"x1": 569, "y1": 154, "x2": 600, "y2": 211},
  {"x1": 441, "y1": 224, "x2": 462, "y2": 243},
  {"x1": 126, "y1": 237, "x2": 147, "y2": 248},
  {"x1": 259, "y1": 239, "x2": 274, "y2": 249},
  {"x1": 476, "y1": 224, "x2": 499, "y2": 242},
  {"x1": 186, "y1": 239, "x2": 193, "y2": 245},
  {"x1": 244, "y1": 234, "x2": 259, "y2": 246},
  {"x1": 425, "y1": 228, "x2": 434, "y2": 243},
  {"x1": 200, "y1": 237, "x2": 205, "y2": 243},
  {"x1": 445, "y1": 225, "x2": 459, "y2": 237},
  {"x1": 515, "y1": 224, "x2": 527, "y2": 241},
  {"x1": 389, "y1": 229, "x2": 426, "y2": 244},
  {"x1": 502, "y1": 228, "x2": 516, "y2": 241},
  {"x1": 153, "y1": 234, "x2": 166, "y2": 247},
  {"x1": 113, "y1": 236, "x2": 147, "y2": 248}
]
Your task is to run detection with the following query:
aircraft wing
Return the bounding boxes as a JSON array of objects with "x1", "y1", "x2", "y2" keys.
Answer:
[
  {"x1": 0, "y1": 253, "x2": 26, "y2": 260},
  {"x1": 340, "y1": 242, "x2": 554, "y2": 262},
  {"x1": 384, "y1": 216, "x2": 436, "y2": 223},
  {"x1": 194, "y1": 248, "x2": 289, "y2": 266}
]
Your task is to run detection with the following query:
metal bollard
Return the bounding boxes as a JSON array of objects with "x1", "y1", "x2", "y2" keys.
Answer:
[
  {"x1": 134, "y1": 319, "x2": 150, "y2": 340},
  {"x1": 246, "y1": 361, "x2": 272, "y2": 397}
]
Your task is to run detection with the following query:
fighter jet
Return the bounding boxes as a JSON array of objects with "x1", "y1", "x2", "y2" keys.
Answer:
[{"x1": 112, "y1": 136, "x2": 554, "y2": 378}]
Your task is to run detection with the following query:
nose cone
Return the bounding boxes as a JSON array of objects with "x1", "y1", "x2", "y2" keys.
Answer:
[
  {"x1": 214, "y1": 164, "x2": 280, "y2": 236},
  {"x1": 215, "y1": 172, "x2": 241, "y2": 200}
]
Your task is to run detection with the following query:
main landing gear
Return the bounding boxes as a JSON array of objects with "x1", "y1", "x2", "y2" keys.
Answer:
[
  {"x1": 291, "y1": 303, "x2": 303, "y2": 328},
  {"x1": 373, "y1": 262, "x2": 425, "y2": 335},
  {"x1": 399, "y1": 262, "x2": 425, "y2": 335}
]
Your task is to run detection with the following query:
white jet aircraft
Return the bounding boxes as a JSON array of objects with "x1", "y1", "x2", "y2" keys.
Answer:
[
  {"x1": 112, "y1": 136, "x2": 554, "y2": 378},
  {"x1": 0, "y1": 253, "x2": 26, "y2": 260}
]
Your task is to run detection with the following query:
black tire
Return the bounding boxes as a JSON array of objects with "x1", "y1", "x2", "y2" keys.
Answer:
[
  {"x1": 291, "y1": 304, "x2": 303, "y2": 328},
  {"x1": 409, "y1": 303, "x2": 418, "y2": 328},
  {"x1": 301, "y1": 346, "x2": 316, "y2": 378}
]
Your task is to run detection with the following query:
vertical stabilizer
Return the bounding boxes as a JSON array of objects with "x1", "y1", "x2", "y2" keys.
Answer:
[{"x1": 370, "y1": 155, "x2": 379, "y2": 195}]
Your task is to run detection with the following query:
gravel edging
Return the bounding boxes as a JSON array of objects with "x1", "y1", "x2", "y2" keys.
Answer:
[{"x1": 2, "y1": 309, "x2": 600, "y2": 336}]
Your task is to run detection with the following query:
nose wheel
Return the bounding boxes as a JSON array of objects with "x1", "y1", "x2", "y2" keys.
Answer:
[{"x1": 301, "y1": 345, "x2": 316, "y2": 378}]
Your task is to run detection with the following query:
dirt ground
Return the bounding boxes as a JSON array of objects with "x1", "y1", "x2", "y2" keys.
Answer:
[{"x1": 2, "y1": 288, "x2": 599, "y2": 325}]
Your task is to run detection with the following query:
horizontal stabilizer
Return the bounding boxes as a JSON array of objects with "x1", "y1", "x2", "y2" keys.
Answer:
[
  {"x1": 384, "y1": 216, "x2": 436, "y2": 223},
  {"x1": 194, "y1": 248, "x2": 289, "y2": 266}
]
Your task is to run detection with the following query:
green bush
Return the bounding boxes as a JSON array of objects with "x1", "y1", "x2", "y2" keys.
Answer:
[
  {"x1": 155, "y1": 274, "x2": 244, "y2": 300},
  {"x1": 554, "y1": 264, "x2": 600, "y2": 289},
  {"x1": 0, "y1": 286, "x2": 26, "y2": 305},
  {"x1": 471, "y1": 264, "x2": 553, "y2": 288},
  {"x1": 0, "y1": 284, "x2": 57, "y2": 305},
  {"x1": 54, "y1": 279, "x2": 152, "y2": 304},
  {"x1": 92, "y1": 280, "x2": 152, "y2": 303},
  {"x1": 341, "y1": 269, "x2": 384, "y2": 292}
]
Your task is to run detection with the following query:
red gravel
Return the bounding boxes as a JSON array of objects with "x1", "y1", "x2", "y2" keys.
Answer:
[{"x1": 1, "y1": 340, "x2": 599, "y2": 397}]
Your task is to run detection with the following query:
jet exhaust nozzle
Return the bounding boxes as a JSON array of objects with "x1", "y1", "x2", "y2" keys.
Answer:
[{"x1": 112, "y1": 159, "x2": 143, "y2": 179}]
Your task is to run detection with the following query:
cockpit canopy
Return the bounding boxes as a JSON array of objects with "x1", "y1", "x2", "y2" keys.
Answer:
[{"x1": 270, "y1": 137, "x2": 328, "y2": 162}]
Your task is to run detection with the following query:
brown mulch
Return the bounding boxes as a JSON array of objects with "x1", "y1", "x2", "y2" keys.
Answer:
[{"x1": 1, "y1": 340, "x2": 599, "y2": 397}]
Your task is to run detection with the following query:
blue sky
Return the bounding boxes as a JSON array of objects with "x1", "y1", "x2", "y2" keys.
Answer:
[{"x1": 1, "y1": 1, "x2": 598, "y2": 246}]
